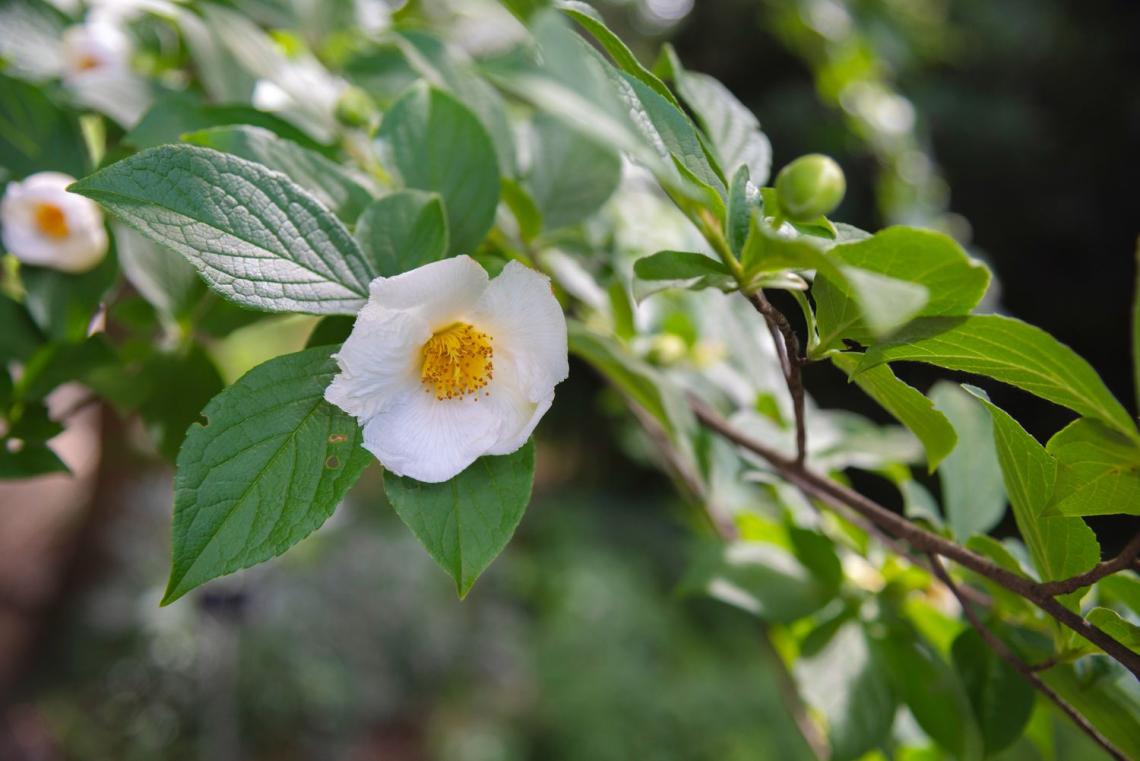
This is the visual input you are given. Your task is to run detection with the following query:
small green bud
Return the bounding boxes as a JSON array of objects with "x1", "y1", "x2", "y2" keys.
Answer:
[
  {"x1": 334, "y1": 86, "x2": 376, "y2": 129},
  {"x1": 774, "y1": 154, "x2": 846, "y2": 221}
]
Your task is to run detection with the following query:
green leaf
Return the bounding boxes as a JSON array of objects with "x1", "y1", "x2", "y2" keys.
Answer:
[
  {"x1": 383, "y1": 441, "x2": 535, "y2": 598},
  {"x1": 558, "y1": 1, "x2": 681, "y2": 109},
  {"x1": 70, "y1": 144, "x2": 375, "y2": 315},
  {"x1": 813, "y1": 227, "x2": 989, "y2": 353},
  {"x1": 831, "y1": 353, "x2": 956, "y2": 471},
  {"x1": 0, "y1": 73, "x2": 87, "y2": 178},
  {"x1": 662, "y1": 45, "x2": 772, "y2": 185},
  {"x1": 1086, "y1": 607, "x2": 1140, "y2": 652},
  {"x1": 725, "y1": 165, "x2": 759, "y2": 255},
  {"x1": 525, "y1": 114, "x2": 621, "y2": 231},
  {"x1": 21, "y1": 252, "x2": 118, "y2": 342},
  {"x1": 499, "y1": 178, "x2": 542, "y2": 242},
  {"x1": 741, "y1": 217, "x2": 929, "y2": 339},
  {"x1": 1099, "y1": 572, "x2": 1140, "y2": 615},
  {"x1": 0, "y1": 442, "x2": 68, "y2": 479},
  {"x1": 354, "y1": 190, "x2": 449, "y2": 277},
  {"x1": 861, "y1": 316, "x2": 1138, "y2": 440},
  {"x1": 951, "y1": 628, "x2": 1035, "y2": 755},
  {"x1": 162, "y1": 346, "x2": 370, "y2": 604},
  {"x1": 1044, "y1": 418, "x2": 1140, "y2": 517},
  {"x1": 929, "y1": 381, "x2": 1006, "y2": 541},
  {"x1": 875, "y1": 626, "x2": 984, "y2": 760},
  {"x1": 632, "y1": 250, "x2": 735, "y2": 301},
  {"x1": 683, "y1": 535, "x2": 840, "y2": 623},
  {"x1": 1039, "y1": 664, "x2": 1140, "y2": 760},
  {"x1": 796, "y1": 620, "x2": 897, "y2": 761},
  {"x1": 137, "y1": 346, "x2": 225, "y2": 462},
  {"x1": 113, "y1": 223, "x2": 204, "y2": 321},
  {"x1": 182, "y1": 125, "x2": 374, "y2": 223},
  {"x1": 967, "y1": 388, "x2": 1099, "y2": 609},
  {"x1": 14, "y1": 336, "x2": 115, "y2": 402},
  {"x1": 379, "y1": 83, "x2": 500, "y2": 257},
  {"x1": 0, "y1": 294, "x2": 43, "y2": 362}
]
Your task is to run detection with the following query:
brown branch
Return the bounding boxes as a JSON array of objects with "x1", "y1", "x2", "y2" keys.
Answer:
[
  {"x1": 746, "y1": 291, "x2": 807, "y2": 465},
  {"x1": 757, "y1": 626, "x2": 830, "y2": 760},
  {"x1": 927, "y1": 555, "x2": 1128, "y2": 761},
  {"x1": 690, "y1": 396, "x2": 1140, "y2": 679},
  {"x1": 1035, "y1": 532, "x2": 1140, "y2": 597}
]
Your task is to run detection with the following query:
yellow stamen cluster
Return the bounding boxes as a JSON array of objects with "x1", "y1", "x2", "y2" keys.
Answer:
[
  {"x1": 76, "y1": 55, "x2": 101, "y2": 71},
  {"x1": 420, "y1": 322, "x2": 493, "y2": 400},
  {"x1": 34, "y1": 203, "x2": 69, "y2": 239}
]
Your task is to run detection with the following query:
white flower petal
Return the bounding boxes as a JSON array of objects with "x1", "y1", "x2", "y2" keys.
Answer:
[
  {"x1": 1, "y1": 172, "x2": 108, "y2": 272},
  {"x1": 368, "y1": 255, "x2": 489, "y2": 330},
  {"x1": 324, "y1": 306, "x2": 429, "y2": 422},
  {"x1": 471, "y1": 261, "x2": 568, "y2": 401},
  {"x1": 483, "y1": 356, "x2": 553, "y2": 456},
  {"x1": 362, "y1": 389, "x2": 500, "y2": 483}
]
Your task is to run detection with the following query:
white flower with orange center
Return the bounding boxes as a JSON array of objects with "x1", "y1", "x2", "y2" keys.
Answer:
[
  {"x1": 325, "y1": 256, "x2": 569, "y2": 483},
  {"x1": 1, "y1": 172, "x2": 108, "y2": 273}
]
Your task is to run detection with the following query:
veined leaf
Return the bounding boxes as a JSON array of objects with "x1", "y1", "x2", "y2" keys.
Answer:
[
  {"x1": 929, "y1": 381, "x2": 1006, "y2": 541},
  {"x1": 384, "y1": 441, "x2": 535, "y2": 598},
  {"x1": 71, "y1": 144, "x2": 375, "y2": 315},
  {"x1": 1045, "y1": 418, "x2": 1140, "y2": 517},
  {"x1": 632, "y1": 250, "x2": 735, "y2": 301},
  {"x1": 814, "y1": 227, "x2": 990, "y2": 353},
  {"x1": 379, "y1": 83, "x2": 500, "y2": 257},
  {"x1": 162, "y1": 346, "x2": 371, "y2": 604},
  {"x1": 354, "y1": 190, "x2": 449, "y2": 277},
  {"x1": 1039, "y1": 664, "x2": 1140, "y2": 759},
  {"x1": 525, "y1": 113, "x2": 621, "y2": 231},
  {"x1": 967, "y1": 387, "x2": 1099, "y2": 609},
  {"x1": 725, "y1": 165, "x2": 760, "y2": 255},
  {"x1": 861, "y1": 315, "x2": 1137, "y2": 439},
  {"x1": 182, "y1": 125, "x2": 374, "y2": 223},
  {"x1": 1086, "y1": 607, "x2": 1140, "y2": 652},
  {"x1": 831, "y1": 353, "x2": 956, "y2": 471}
]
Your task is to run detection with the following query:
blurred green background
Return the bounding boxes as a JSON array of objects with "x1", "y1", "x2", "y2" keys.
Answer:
[{"x1": 3, "y1": 0, "x2": 1138, "y2": 758}]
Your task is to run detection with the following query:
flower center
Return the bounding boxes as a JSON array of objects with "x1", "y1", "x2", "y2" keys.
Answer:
[
  {"x1": 75, "y1": 54, "x2": 101, "y2": 71},
  {"x1": 34, "y1": 203, "x2": 69, "y2": 239},
  {"x1": 420, "y1": 322, "x2": 493, "y2": 400}
]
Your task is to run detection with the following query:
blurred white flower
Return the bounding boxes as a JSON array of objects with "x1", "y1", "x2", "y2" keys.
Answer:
[
  {"x1": 60, "y1": 20, "x2": 151, "y2": 127},
  {"x1": 326, "y1": 256, "x2": 568, "y2": 483},
  {"x1": 1, "y1": 172, "x2": 108, "y2": 273}
]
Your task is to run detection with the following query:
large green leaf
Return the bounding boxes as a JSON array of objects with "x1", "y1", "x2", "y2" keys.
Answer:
[
  {"x1": 354, "y1": 190, "x2": 449, "y2": 277},
  {"x1": 162, "y1": 346, "x2": 371, "y2": 604},
  {"x1": 525, "y1": 114, "x2": 622, "y2": 231},
  {"x1": 929, "y1": 381, "x2": 1006, "y2": 541},
  {"x1": 831, "y1": 353, "x2": 956, "y2": 471},
  {"x1": 950, "y1": 628, "x2": 1035, "y2": 756},
  {"x1": 71, "y1": 145, "x2": 374, "y2": 315},
  {"x1": 1039, "y1": 664, "x2": 1140, "y2": 760},
  {"x1": 0, "y1": 73, "x2": 87, "y2": 178},
  {"x1": 813, "y1": 227, "x2": 990, "y2": 353},
  {"x1": 860, "y1": 315, "x2": 1137, "y2": 439},
  {"x1": 383, "y1": 441, "x2": 535, "y2": 598},
  {"x1": 968, "y1": 388, "x2": 1099, "y2": 608},
  {"x1": 379, "y1": 83, "x2": 500, "y2": 257},
  {"x1": 875, "y1": 625, "x2": 983, "y2": 760},
  {"x1": 182, "y1": 125, "x2": 374, "y2": 223},
  {"x1": 796, "y1": 619, "x2": 897, "y2": 761},
  {"x1": 1045, "y1": 418, "x2": 1140, "y2": 517},
  {"x1": 741, "y1": 217, "x2": 929, "y2": 340}
]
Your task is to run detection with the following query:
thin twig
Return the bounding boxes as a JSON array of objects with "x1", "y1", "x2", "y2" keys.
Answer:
[
  {"x1": 746, "y1": 291, "x2": 807, "y2": 466},
  {"x1": 757, "y1": 626, "x2": 830, "y2": 760},
  {"x1": 1036, "y1": 532, "x2": 1140, "y2": 596},
  {"x1": 927, "y1": 555, "x2": 1128, "y2": 761},
  {"x1": 690, "y1": 396, "x2": 1140, "y2": 679}
]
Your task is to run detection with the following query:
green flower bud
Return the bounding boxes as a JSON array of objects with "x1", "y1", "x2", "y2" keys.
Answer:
[
  {"x1": 334, "y1": 86, "x2": 376, "y2": 129},
  {"x1": 774, "y1": 154, "x2": 846, "y2": 221}
]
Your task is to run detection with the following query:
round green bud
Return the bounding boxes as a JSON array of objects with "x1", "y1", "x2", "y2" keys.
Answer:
[
  {"x1": 334, "y1": 86, "x2": 376, "y2": 129},
  {"x1": 774, "y1": 154, "x2": 846, "y2": 221}
]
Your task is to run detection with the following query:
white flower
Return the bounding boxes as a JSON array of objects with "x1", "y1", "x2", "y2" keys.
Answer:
[
  {"x1": 1, "y1": 172, "x2": 108, "y2": 273},
  {"x1": 325, "y1": 256, "x2": 569, "y2": 483},
  {"x1": 60, "y1": 21, "x2": 151, "y2": 127}
]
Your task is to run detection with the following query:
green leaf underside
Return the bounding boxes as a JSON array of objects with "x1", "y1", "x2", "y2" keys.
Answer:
[
  {"x1": 354, "y1": 190, "x2": 449, "y2": 277},
  {"x1": 861, "y1": 315, "x2": 1137, "y2": 439},
  {"x1": 163, "y1": 346, "x2": 370, "y2": 604},
  {"x1": 725, "y1": 166, "x2": 756, "y2": 254},
  {"x1": 831, "y1": 353, "x2": 956, "y2": 471},
  {"x1": 182, "y1": 125, "x2": 374, "y2": 223},
  {"x1": 814, "y1": 227, "x2": 990, "y2": 352},
  {"x1": 71, "y1": 144, "x2": 375, "y2": 315},
  {"x1": 951, "y1": 628, "x2": 1035, "y2": 755},
  {"x1": 525, "y1": 113, "x2": 622, "y2": 231},
  {"x1": 379, "y1": 83, "x2": 500, "y2": 257},
  {"x1": 1045, "y1": 418, "x2": 1140, "y2": 517},
  {"x1": 929, "y1": 381, "x2": 1006, "y2": 541},
  {"x1": 632, "y1": 250, "x2": 735, "y2": 301},
  {"x1": 383, "y1": 441, "x2": 535, "y2": 598},
  {"x1": 968, "y1": 387, "x2": 1099, "y2": 609}
]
